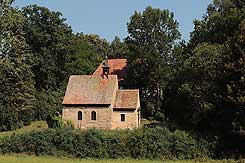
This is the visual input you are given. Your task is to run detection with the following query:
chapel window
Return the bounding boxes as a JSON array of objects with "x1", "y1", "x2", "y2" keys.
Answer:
[
  {"x1": 91, "y1": 111, "x2": 96, "y2": 121},
  {"x1": 121, "y1": 114, "x2": 125, "y2": 122},
  {"x1": 78, "y1": 111, "x2": 82, "y2": 120}
]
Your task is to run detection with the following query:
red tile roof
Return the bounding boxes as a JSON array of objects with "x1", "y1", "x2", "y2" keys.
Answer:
[
  {"x1": 62, "y1": 75, "x2": 118, "y2": 105},
  {"x1": 93, "y1": 59, "x2": 127, "y2": 82},
  {"x1": 113, "y1": 90, "x2": 140, "y2": 110}
]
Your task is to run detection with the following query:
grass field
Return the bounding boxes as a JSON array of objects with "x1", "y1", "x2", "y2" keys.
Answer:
[
  {"x1": 0, "y1": 121, "x2": 48, "y2": 138},
  {"x1": 0, "y1": 119, "x2": 153, "y2": 137},
  {"x1": 0, "y1": 155, "x2": 243, "y2": 163}
]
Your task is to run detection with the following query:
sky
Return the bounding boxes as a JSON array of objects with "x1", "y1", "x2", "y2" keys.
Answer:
[{"x1": 13, "y1": 0, "x2": 213, "y2": 42}]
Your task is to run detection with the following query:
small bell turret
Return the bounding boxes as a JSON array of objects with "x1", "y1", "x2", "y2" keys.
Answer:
[{"x1": 102, "y1": 56, "x2": 110, "y2": 77}]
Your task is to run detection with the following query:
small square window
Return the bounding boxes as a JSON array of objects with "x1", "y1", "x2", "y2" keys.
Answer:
[{"x1": 121, "y1": 114, "x2": 125, "y2": 122}]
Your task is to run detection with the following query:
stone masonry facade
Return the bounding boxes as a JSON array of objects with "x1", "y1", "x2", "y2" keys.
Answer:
[{"x1": 62, "y1": 59, "x2": 140, "y2": 130}]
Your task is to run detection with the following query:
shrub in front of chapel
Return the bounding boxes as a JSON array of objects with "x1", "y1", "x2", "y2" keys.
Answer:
[{"x1": 0, "y1": 127, "x2": 211, "y2": 159}]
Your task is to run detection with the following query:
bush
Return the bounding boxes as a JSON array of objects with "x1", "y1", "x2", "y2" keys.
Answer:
[
  {"x1": 0, "y1": 105, "x2": 21, "y2": 131},
  {"x1": 0, "y1": 127, "x2": 211, "y2": 159},
  {"x1": 154, "y1": 112, "x2": 165, "y2": 121}
]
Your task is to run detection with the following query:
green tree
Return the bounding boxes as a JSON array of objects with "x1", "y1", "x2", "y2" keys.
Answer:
[
  {"x1": 34, "y1": 89, "x2": 63, "y2": 120},
  {"x1": 125, "y1": 6, "x2": 181, "y2": 117},
  {"x1": 0, "y1": 4, "x2": 36, "y2": 130},
  {"x1": 19, "y1": 5, "x2": 76, "y2": 121},
  {"x1": 110, "y1": 36, "x2": 128, "y2": 58},
  {"x1": 166, "y1": 43, "x2": 224, "y2": 129},
  {"x1": 189, "y1": 0, "x2": 245, "y2": 46},
  {"x1": 22, "y1": 5, "x2": 73, "y2": 89},
  {"x1": 82, "y1": 34, "x2": 110, "y2": 57},
  {"x1": 65, "y1": 33, "x2": 103, "y2": 77},
  {"x1": 171, "y1": 0, "x2": 245, "y2": 135}
]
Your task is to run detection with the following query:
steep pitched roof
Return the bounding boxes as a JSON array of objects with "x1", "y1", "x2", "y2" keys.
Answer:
[
  {"x1": 62, "y1": 75, "x2": 118, "y2": 105},
  {"x1": 113, "y1": 90, "x2": 140, "y2": 110},
  {"x1": 93, "y1": 59, "x2": 127, "y2": 82}
]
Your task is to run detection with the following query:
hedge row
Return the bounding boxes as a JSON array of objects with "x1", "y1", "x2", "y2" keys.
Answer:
[{"x1": 0, "y1": 127, "x2": 211, "y2": 159}]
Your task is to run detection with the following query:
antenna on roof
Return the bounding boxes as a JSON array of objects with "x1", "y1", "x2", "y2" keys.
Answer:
[{"x1": 102, "y1": 55, "x2": 110, "y2": 78}]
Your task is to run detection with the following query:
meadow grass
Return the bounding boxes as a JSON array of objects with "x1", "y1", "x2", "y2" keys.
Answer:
[
  {"x1": 0, "y1": 121, "x2": 48, "y2": 138},
  {"x1": 0, "y1": 155, "x2": 243, "y2": 163}
]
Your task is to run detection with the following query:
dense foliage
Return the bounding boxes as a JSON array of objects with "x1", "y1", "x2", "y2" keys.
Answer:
[
  {"x1": 0, "y1": 3, "x2": 36, "y2": 130},
  {"x1": 164, "y1": 0, "x2": 245, "y2": 145},
  {"x1": 0, "y1": 0, "x2": 245, "y2": 158},
  {"x1": 125, "y1": 6, "x2": 181, "y2": 117},
  {"x1": 0, "y1": 127, "x2": 210, "y2": 159},
  {"x1": 123, "y1": 1, "x2": 245, "y2": 156},
  {"x1": 0, "y1": 1, "x2": 105, "y2": 131}
]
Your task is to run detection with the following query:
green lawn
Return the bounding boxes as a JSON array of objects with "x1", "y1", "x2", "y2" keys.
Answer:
[
  {"x1": 0, "y1": 121, "x2": 48, "y2": 138},
  {"x1": 0, "y1": 155, "x2": 242, "y2": 163},
  {"x1": 0, "y1": 120, "x2": 154, "y2": 137}
]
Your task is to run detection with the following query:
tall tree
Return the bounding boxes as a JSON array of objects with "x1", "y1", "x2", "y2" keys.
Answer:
[
  {"x1": 166, "y1": 43, "x2": 224, "y2": 129},
  {"x1": 0, "y1": 3, "x2": 36, "y2": 130},
  {"x1": 170, "y1": 0, "x2": 245, "y2": 136},
  {"x1": 65, "y1": 33, "x2": 103, "y2": 76},
  {"x1": 82, "y1": 34, "x2": 110, "y2": 57},
  {"x1": 22, "y1": 5, "x2": 73, "y2": 89},
  {"x1": 189, "y1": 0, "x2": 245, "y2": 46},
  {"x1": 125, "y1": 6, "x2": 181, "y2": 117}
]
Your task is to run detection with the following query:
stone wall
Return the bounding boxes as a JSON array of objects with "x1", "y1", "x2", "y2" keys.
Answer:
[
  {"x1": 62, "y1": 106, "x2": 112, "y2": 130},
  {"x1": 111, "y1": 109, "x2": 139, "y2": 129},
  {"x1": 63, "y1": 106, "x2": 140, "y2": 130}
]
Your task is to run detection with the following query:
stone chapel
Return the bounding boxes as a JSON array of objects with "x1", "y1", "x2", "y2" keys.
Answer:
[{"x1": 62, "y1": 58, "x2": 140, "y2": 129}]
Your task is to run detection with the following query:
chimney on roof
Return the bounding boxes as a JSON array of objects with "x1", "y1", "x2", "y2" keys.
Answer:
[{"x1": 102, "y1": 56, "x2": 110, "y2": 78}]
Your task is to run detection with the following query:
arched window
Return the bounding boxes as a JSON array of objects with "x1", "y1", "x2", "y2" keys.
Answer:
[
  {"x1": 91, "y1": 111, "x2": 96, "y2": 121},
  {"x1": 78, "y1": 111, "x2": 82, "y2": 120}
]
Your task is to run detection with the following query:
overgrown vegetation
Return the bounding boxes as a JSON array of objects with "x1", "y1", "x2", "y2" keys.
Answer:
[
  {"x1": 0, "y1": 2, "x2": 105, "y2": 131},
  {"x1": 1, "y1": 0, "x2": 245, "y2": 159},
  {"x1": 0, "y1": 127, "x2": 210, "y2": 160}
]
